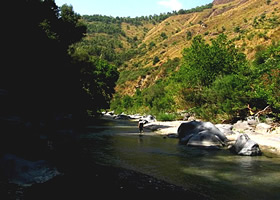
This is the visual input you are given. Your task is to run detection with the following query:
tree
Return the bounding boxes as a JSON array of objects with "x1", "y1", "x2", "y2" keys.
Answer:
[
  {"x1": 252, "y1": 42, "x2": 280, "y2": 112},
  {"x1": 180, "y1": 34, "x2": 247, "y2": 87},
  {"x1": 1, "y1": 0, "x2": 118, "y2": 119}
]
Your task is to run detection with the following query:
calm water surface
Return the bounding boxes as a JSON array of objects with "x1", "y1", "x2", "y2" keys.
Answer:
[{"x1": 80, "y1": 117, "x2": 280, "y2": 200}]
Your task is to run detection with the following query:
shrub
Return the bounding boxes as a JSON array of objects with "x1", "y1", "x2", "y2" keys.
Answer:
[
  {"x1": 160, "y1": 32, "x2": 168, "y2": 40},
  {"x1": 153, "y1": 56, "x2": 160, "y2": 65},
  {"x1": 252, "y1": 42, "x2": 280, "y2": 113},
  {"x1": 156, "y1": 113, "x2": 176, "y2": 121},
  {"x1": 267, "y1": 0, "x2": 271, "y2": 5},
  {"x1": 234, "y1": 26, "x2": 241, "y2": 33},
  {"x1": 203, "y1": 74, "x2": 252, "y2": 119},
  {"x1": 186, "y1": 31, "x2": 192, "y2": 41}
]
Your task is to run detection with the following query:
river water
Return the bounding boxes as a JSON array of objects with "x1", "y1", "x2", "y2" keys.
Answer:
[{"x1": 79, "y1": 117, "x2": 280, "y2": 199}]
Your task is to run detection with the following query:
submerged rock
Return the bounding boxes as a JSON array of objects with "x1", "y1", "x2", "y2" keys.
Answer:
[
  {"x1": 0, "y1": 154, "x2": 60, "y2": 186},
  {"x1": 230, "y1": 134, "x2": 262, "y2": 156},
  {"x1": 177, "y1": 121, "x2": 228, "y2": 148}
]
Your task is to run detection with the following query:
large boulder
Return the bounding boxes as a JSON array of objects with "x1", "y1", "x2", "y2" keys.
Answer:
[
  {"x1": 230, "y1": 134, "x2": 262, "y2": 156},
  {"x1": 177, "y1": 121, "x2": 228, "y2": 148}
]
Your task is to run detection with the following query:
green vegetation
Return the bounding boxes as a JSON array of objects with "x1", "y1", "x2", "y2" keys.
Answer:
[
  {"x1": 111, "y1": 58, "x2": 180, "y2": 117},
  {"x1": 2, "y1": 0, "x2": 119, "y2": 120},
  {"x1": 86, "y1": 21, "x2": 125, "y2": 36},
  {"x1": 111, "y1": 34, "x2": 280, "y2": 122},
  {"x1": 11, "y1": 1, "x2": 274, "y2": 123},
  {"x1": 160, "y1": 32, "x2": 168, "y2": 40},
  {"x1": 82, "y1": 3, "x2": 213, "y2": 25},
  {"x1": 1, "y1": 0, "x2": 120, "y2": 162},
  {"x1": 253, "y1": 13, "x2": 280, "y2": 29},
  {"x1": 186, "y1": 31, "x2": 192, "y2": 41},
  {"x1": 66, "y1": 0, "x2": 280, "y2": 122},
  {"x1": 252, "y1": 41, "x2": 280, "y2": 113},
  {"x1": 153, "y1": 56, "x2": 160, "y2": 65}
]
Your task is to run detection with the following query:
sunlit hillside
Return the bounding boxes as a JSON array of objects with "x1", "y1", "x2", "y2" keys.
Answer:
[
  {"x1": 80, "y1": 0, "x2": 280, "y2": 102},
  {"x1": 109, "y1": 0, "x2": 279, "y2": 96}
]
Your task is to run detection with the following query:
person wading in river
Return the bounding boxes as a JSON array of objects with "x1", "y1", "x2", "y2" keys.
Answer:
[{"x1": 138, "y1": 119, "x2": 144, "y2": 136}]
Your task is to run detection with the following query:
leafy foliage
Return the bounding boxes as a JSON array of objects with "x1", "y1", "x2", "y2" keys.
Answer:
[
  {"x1": 111, "y1": 58, "x2": 180, "y2": 117},
  {"x1": 110, "y1": 30, "x2": 280, "y2": 122},
  {"x1": 82, "y1": 3, "x2": 213, "y2": 25},
  {"x1": 252, "y1": 42, "x2": 280, "y2": 113},
  {"x1": 179, "y1": 34, "x2": 247, "y2": 87},
  {"x1": 1, "y1": 0, "x2": 119, "y2": 120}
]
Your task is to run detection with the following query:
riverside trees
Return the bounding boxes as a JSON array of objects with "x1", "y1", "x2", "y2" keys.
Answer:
[
  {"x1": 111, "y1": 33, "x2": 280, "y2": 123},
  {"x1": 1, "y1": 0, "x2": 119, "y2": 120}
]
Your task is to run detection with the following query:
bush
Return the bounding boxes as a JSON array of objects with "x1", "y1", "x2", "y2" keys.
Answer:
[
  {"x1": 160, "y1": 32, "x2": 168, "y2": 40},
  {"x1": 156, "y1": 113, "x2": 176, "y2": 121},
  {"x1": 153, "y1": 56, "x2": 160, "y2": 65},
  {"x1": 203, "y1": 74, "x2": 252, "y2": 120},
  {"x1": 267, "y1": 0, "x2": 271, "y2": 5},
  {"x1": 252, "y1": 42, "x2": 280, "y2": 113},
  {"x1": 186, "y1": 31, "x2": 192, "y2": 41}
]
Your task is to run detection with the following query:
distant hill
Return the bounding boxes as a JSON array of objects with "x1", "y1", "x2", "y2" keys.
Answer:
[{"x1": 77, "y1": 0, "x2": 280, "y2": 116}]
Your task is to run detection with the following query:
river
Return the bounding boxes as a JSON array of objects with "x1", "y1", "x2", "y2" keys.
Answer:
[
  {"x1": 77, "y1": 117, "x2": 280, "y2": 199},
  {"x1": 5, "y1": 116, "x2": 280, "y2": 199}
]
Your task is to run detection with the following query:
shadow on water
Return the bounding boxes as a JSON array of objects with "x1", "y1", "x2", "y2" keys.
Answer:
[
  {"x1": 80, "y1": 118, "x2": 280, "y2": 200},
  {"x1": 10, "y1": 117, "x2": 280, "y2": 199},
  {"x1": 175, "y1": 146, "x2": 280, "y2": 200}
]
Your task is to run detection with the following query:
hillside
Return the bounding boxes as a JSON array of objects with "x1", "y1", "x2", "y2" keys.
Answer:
[
  {"x1": 113, "y1": 0, "x2": 279, "y2": 96},
  {"x1": 77, "y1": 0, "x2": 280, "y2": 121}
]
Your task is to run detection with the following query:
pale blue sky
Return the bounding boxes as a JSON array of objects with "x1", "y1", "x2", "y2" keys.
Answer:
[{"x1": 55, "y1": 0, "x2": 213, "y2": 17}]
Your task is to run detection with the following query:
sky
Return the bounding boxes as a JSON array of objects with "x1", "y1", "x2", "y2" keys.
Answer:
[{"x1": 55, "y1": 0, "x2": 213, "y2": 17}]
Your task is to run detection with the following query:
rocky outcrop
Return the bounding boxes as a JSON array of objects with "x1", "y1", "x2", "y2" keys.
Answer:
[
  {"x1": 177, "y1": 121, "x2": 228, "y2": 148},
  {"x1": 230, "y1": 134, "x2": 262, "y2": 156}
]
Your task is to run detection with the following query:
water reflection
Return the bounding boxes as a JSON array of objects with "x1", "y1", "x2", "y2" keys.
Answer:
[
  {"x1": 83, "y1": 118, "x2": 280, "y2": 200},
  {"x1": 137, "y1": 136, "x2": 144, "y2": 144}
]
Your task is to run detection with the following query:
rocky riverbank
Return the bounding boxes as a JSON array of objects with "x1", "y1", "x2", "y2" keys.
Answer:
[
  {"x1": 144, "y1": 119, "x2": 280, "y2": 156},
  {"x1": 103, "y1": 112, "x2": 280, "y2": 155}
]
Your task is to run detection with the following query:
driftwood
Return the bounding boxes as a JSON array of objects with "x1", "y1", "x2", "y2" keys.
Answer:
[{"x1": 247, "y1": 105, "x2": 272, "y2": 123}]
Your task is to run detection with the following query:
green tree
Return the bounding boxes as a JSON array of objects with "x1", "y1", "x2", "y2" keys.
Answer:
[
  {"x1": 77, "y1": 57, "x2": 119, "y2": 115},
  {"x1": 180, "y1": 34, "x2": 247, "y2": 87},
  {"x1": 252, "y1": 42, "x2": 280, "y2": 112},
  {"x1": 175, "y1": 34, "x2": 250, "y2": 122}
]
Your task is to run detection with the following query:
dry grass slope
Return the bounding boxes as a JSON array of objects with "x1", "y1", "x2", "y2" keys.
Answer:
[{"x1": 116, "y1": 0, "x2": 280, "y2": 96}]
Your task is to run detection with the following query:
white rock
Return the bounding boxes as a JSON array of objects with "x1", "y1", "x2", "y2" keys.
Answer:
[
  {"x1": 216, "y1": 124, "x2": 234, "y2": 135},
  {"x1": 233, "y1": 120, "x2": 253, "y2": 132},
  {"x1": 255, "y1": 123, "x2": 272, "y2": 134}
]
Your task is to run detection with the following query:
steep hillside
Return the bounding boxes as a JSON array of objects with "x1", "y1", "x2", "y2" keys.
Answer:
[
  {"x1": 76, "y1": 0, "x2": 280, "y2": 120},
  {"x1": 115, "y1": 0, "x2": 280, "y2": 96}
]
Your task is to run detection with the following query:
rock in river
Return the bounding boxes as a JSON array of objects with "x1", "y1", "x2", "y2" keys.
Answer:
[
  {"x1": 177, "y1": 121, "x2": 228, "y2": 148},
  {"x1": 230, "y1": 134, "x2": 262, "y2": 156}
]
